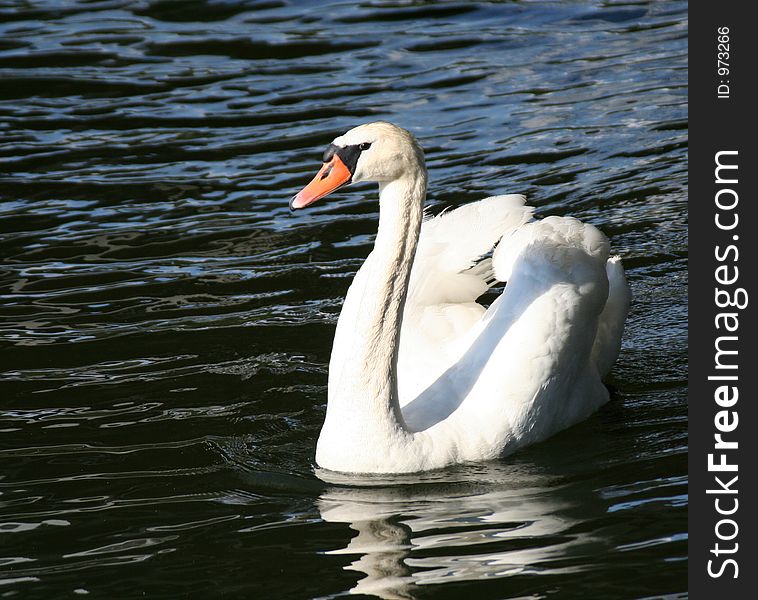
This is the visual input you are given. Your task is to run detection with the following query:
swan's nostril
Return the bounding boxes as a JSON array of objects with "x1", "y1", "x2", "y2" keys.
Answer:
[{"x1": 320, "y1": 164, "x2": 334, "y2": 180}]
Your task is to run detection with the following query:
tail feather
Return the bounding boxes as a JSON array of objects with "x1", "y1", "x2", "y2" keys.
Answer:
[{"x1": 592, "y1": 256, "x2": 632, "y2": 378}]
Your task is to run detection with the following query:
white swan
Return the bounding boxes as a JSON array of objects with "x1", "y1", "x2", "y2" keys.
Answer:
[{"x1": 290, "y1": 121, "x2": 630, "y2": 474}]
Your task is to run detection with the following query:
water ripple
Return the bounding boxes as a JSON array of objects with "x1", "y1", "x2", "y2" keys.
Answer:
[{"x1": 1, "y1": 0, "x2": 686, "y2": 597}]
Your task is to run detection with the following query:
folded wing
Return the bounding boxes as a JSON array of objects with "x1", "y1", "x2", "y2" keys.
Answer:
[{"x1": 398, "y1": 195, "x2": 534, "y2": 404}]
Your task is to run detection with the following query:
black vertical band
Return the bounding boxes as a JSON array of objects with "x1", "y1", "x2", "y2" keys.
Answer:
[{"x1": 690, "y1": 4, "x2": 757, "y2": 597}]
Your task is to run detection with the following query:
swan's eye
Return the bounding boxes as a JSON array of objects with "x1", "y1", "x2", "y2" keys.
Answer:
[{"x1": 359, "y1": 142, "x2": 371, "y2": 151}]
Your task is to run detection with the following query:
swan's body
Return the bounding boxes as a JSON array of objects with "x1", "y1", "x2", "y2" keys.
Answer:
[{"x1": 291, "y1": 122, "x2": 630, "y2": 474}]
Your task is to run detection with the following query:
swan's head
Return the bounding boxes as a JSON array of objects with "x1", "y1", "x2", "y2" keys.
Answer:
[{"x1": 290, "y1": 121, "x2": 425, "y2": 210}]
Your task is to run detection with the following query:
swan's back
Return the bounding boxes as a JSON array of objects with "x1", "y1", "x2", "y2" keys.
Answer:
[
  {"x1": 398, "y1": 195, "x2": 533, "y2": 402},
  {"x1": 398, "y1": 199, "x2": 630, "y2": 461}
]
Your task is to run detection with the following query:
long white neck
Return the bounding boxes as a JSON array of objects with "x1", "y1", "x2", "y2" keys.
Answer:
[{"x1": 317, "y1": 171, "x2": 426, "y2": 469}]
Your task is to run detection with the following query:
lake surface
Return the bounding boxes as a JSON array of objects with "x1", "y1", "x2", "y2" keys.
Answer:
[{"x1": 0, "y1": 1, "x2": 687, "y2": 598}]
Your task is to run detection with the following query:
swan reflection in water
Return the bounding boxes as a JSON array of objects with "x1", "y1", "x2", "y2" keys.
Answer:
[{"x1": 316, "y1": 460, "x2": 606, "y2": 599}]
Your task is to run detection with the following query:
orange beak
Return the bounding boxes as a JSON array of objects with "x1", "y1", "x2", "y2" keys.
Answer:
[{"x1": 290, "y1": 155, "x2": 352, "y2": 210}]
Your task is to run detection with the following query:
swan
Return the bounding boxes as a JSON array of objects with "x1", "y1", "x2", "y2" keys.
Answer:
[{"x1": 290, "y1": 121, "x2": 630, "y2": 474}]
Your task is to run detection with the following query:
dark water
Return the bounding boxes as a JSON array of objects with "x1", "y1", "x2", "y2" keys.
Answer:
[{"x1": 0, "y1": 1, "x2": 687, "y2": 598}]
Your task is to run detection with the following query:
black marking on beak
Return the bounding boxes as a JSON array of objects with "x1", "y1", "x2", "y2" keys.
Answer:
[
  {"x1": 320, "y1": 142, "x2": 372, "y2": 177},
  {"x1": 322, "y1": 143, "x2": 338, "y2": 163},
  {"x1": 334, "y1": 144, "x2": 363, "y2": 176}
]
